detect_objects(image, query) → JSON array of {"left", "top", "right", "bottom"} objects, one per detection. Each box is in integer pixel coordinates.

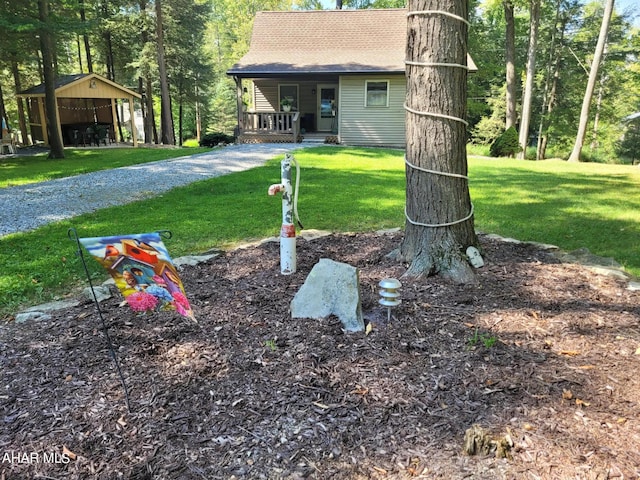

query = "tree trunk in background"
[
  {"left": 79, "top": 0, "right": 93, "bottom": 72},
  {"left": 568, "top": 0, "right": 614, "bottom": 162},
  {"left": 11, "top": 60, "right": 30, "bottom": 145},
  {"left": 590, "top": 69, "right": 606, "bottom": 150},
  {"left": 400, "top": 0, "right": 478, "bottom": 283},
  {"left": 537, "top": 0, "right": 564, "bottom": 160},
  {"left": 38, "top": 0, "right": 65, "bottom": 159},
  {"left": 504, "top": 0, "right": 517, "bottom": 130},
  {"left": 155, "top": 0, "right": 175, "bottom": 145},
  {"left": 517, "top": 0, "right": 540, "bottom": 159},
  {"left": 147, "top": 78, "right": 157, "bottom": 143}
]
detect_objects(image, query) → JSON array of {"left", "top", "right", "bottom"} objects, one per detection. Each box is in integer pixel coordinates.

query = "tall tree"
[
  {"left": 517, "top": 0, "right": 540, "bottom": 158},
  {"left": 38, "top": 0, "right": 65, "bottom": 159},
  {"left": 79, "top": 0, "right": 93, "bottom": 72},
  {"left": 400, "top": 0, "right": 478, "bottom": 282},
  {"left": 504, "top": 0, "right": 517, "bottom": 129},
  {"left": 155, "top": 0, "right": 175, "bottom": 145},
  {"left": 568, "top": 0, "right": 614, "bottom": 162}
]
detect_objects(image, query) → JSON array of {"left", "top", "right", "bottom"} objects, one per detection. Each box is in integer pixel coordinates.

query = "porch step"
[{"left": 301, "top": 136, "right": 326, "bottom": 144}]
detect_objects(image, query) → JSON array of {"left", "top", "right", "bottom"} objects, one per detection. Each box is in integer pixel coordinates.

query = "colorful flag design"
[{"left": 79, "top": 232, "right": 195, "bottom": 320}]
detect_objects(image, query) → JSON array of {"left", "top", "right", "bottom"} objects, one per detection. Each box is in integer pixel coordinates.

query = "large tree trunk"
[
  {"left": 400, "top": 0, "right": 478, "bottom": 283},
  {"left": 504, "top": 0, "right": 517, "bottom": 130},
  {"left": 38, "top": 0, "right": 65, "bottom": 159},
  {"left": 517, "top": 0, "right": 540, "bottom": 159},
  {"left": 568, "top": 0, "right": 614, "bottom": 162},
  {"left": 155, "top": 0, "right": 175, "bottom": 145}
]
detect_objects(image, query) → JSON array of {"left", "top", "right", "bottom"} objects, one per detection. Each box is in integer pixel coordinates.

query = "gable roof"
[
  {"left": 19, "top": 73, "right": 141, "bottom": 98},
  {"left": 228, "top": 9, "right": 408, "bottom": 76}
]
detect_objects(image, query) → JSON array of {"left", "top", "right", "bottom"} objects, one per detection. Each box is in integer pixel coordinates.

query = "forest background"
[{"left": 0, "top": 0, "right": 638, "bottom": 163}]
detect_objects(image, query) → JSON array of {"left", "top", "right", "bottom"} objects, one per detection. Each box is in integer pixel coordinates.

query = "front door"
[{"left": 317, "top": 84, "right": 338, "bottom": 132}]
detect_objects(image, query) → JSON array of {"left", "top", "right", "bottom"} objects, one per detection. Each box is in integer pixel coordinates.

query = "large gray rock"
[{"left": 291, "top": 258, "right": 364, "bottom": 332}]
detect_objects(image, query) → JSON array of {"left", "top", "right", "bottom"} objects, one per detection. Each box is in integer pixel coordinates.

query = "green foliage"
[
  {"left": 618, "top": 122, "right": 640, "bottom": 164},
  {"left": 199, "top": 132, "right": 235, "bottom": 147},
  {"left": 489, "top": 127, "right": 521, "bottom": 157},
  {"left": 209, "top": 77, "right": 239, "bottom": 134},
  {"left": 467, "top": 328, "right": 498, "bottom": 349}
]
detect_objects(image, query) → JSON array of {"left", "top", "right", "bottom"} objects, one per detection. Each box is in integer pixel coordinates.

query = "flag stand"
[{"left": 68, "top": 227, "right": 132, "bottom": 412}]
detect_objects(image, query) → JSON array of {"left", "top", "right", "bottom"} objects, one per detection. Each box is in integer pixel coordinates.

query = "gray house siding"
[{"left": 338, "top": 74, "right": 406, "bottom": 148}]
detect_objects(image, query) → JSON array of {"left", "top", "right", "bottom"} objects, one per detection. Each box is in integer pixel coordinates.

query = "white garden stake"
[{"left": 268, "top": 153, "right": 302, "bottom": 275}]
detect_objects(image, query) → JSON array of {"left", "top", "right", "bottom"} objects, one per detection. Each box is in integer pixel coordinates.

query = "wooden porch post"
[
  {"left": 111, "top": 98, "right": 120, "bottom": 143},
  {"left": 38, "top": 98, "right": 49, "bottom": 146},
  {"left": 54, "top": 95, "right": 63, "bottom": 147},
  {"left": 129, "top": 96, "right": 138, "bottom": 147},
  {"left": 235, "top": 76, "right": 244, "bottom": 134}
]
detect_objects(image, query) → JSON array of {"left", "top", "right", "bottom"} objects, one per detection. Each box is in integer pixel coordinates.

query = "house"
[
  {"left": 18, "top": 73, "right": 141, "bottom": 147},
  {"left": 227, "top": 8, "right": 476, "bottom": 147}
]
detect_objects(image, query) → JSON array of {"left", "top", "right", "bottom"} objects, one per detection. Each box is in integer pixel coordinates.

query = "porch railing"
[{"left": 241, "top": 111, "right": 300, "bottom": 142}]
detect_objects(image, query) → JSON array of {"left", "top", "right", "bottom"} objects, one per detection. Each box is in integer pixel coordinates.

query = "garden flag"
[{"left": 79, "top": 232, "right": 195, "bottom": 320}]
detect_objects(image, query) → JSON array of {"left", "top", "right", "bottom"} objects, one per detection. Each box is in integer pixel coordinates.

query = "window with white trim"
[
  {"left": 365, "top": 80, "right": 389, "bottom": 107},
  {"left": 278, "top": 84, "right": 299, "bottom": 111}
]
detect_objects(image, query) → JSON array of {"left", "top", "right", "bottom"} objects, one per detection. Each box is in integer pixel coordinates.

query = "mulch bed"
[{"left": 1, "top": 231, "right": 639, "bottom": 479}]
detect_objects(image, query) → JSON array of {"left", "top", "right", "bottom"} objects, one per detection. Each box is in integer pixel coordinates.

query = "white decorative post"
[{"left": 268, "top": 153, "right": 298, "bottom": 275}]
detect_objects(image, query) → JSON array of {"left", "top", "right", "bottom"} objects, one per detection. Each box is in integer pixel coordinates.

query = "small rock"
[
  {"left": 627, "top": 281, "right": 640, "bottom": 291},
  {"left": 83, "top": 285, "right": 112, "bottom": 303},
  {"left": 21, "top": 298, "right": 81, "bottom": 314},
  {"left": 15, "top": 311, "right": 52, "bottom": 323},
  {"left": 299, "top": 229, "right": 332, "bottom": 241},
  {"left": 173, "top": 253, "right": 220, "bottom": 267}
]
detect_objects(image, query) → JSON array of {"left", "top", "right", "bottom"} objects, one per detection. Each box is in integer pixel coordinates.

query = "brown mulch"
[{"left": 1, "top": 231, "right": 639, "bottom": 480}]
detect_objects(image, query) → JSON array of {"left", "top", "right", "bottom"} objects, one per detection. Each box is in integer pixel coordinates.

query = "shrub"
[
  {"left": 200, "top": 132, "right": 235, "bottom": 147},
  {"left": 490, "top": 127, "right": 522, "bottom": 158}
]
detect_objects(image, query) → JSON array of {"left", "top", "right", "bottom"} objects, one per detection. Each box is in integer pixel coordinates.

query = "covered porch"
[{"left": 232, "top": 76, "right": 339, "bottom": 144}]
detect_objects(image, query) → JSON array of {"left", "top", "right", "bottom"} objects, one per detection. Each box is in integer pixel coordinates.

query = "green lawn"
[
  {"left": 0, "top": 146, "right": 210, "bottom": 188},
  {"left": 2, "top": 146, "right": 639, "bottom": 317}
]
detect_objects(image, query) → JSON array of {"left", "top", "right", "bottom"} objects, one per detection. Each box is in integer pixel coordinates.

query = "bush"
[
  {"left": 200, "top": 132, "right": 235, "bottom": 147},
  {"left": 490, "top": 127, "right": 522, "bottom": 158}
]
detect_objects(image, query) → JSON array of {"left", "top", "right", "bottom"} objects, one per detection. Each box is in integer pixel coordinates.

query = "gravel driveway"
[{"left": 0, "top": 143, "right": 303, "bottom": 237}]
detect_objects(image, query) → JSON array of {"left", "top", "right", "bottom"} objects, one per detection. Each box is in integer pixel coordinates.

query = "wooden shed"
[{"left": 18, "top": 73, "right": 141, "bottom": 147}]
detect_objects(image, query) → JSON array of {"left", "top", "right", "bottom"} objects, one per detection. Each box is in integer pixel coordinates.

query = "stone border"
[{"left": 12, "top": 229, "right": 638, "bottom": 322}]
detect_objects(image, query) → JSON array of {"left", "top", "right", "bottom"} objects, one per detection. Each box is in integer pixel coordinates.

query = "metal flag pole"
[{"left": 68, "top": 227, "right": 132, "bottom": 412}]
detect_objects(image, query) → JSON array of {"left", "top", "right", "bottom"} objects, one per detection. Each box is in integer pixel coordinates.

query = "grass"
[
  {"left": 0, "top": 146, "right": 210, "bottom": 188},
  {"left": 2, "top": 146, "right": 640, "bottom": 317}
]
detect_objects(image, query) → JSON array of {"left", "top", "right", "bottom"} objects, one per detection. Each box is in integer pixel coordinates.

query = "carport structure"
[{"left": 18, "top": 73, "right": 141, "bottom": 147}]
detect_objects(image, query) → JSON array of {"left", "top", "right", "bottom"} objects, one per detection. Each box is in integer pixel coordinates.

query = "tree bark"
[
  {"left": 568, "top": 0, "right": 614, "bottom": 162},
  {"left": 504, "top": 0, "right": 517, "bottom": 130},
  {"left": 400, "top": 0, "right": 478, "bottom": 283},
  {"left": 79, "top": 0, "right": 93, "bottom": 72},
  {"left": 155, "top": 0, "right": 175, "bottom": 145},
  {"left": 537, "top": 0, "right": 564, "bottom": 160},
  {"left": 517, "top": 0, "right": 540, "bottom": 159},
  {"left": 38, "top": 0, "right": 65, "bottom": 159},
  {"left": 11, "top": 60, "right": 30, "bottom": 146}
]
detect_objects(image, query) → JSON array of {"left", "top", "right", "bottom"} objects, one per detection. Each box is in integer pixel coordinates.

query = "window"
[
  {"left": 278, "top": 84, "right": 299, "bottom": 111},
  {"left": 365, "top": 80, "right": 389, "bottom": 107}
]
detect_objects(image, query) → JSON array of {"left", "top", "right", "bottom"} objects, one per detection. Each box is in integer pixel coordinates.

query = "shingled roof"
[{"left": 228, "top": 9, "right": 408, "bottom": 76}]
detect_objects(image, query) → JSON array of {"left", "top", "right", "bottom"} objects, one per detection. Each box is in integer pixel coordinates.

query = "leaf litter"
[{"left": 1, "top": 231, "right": 639, "bottom": 479}]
